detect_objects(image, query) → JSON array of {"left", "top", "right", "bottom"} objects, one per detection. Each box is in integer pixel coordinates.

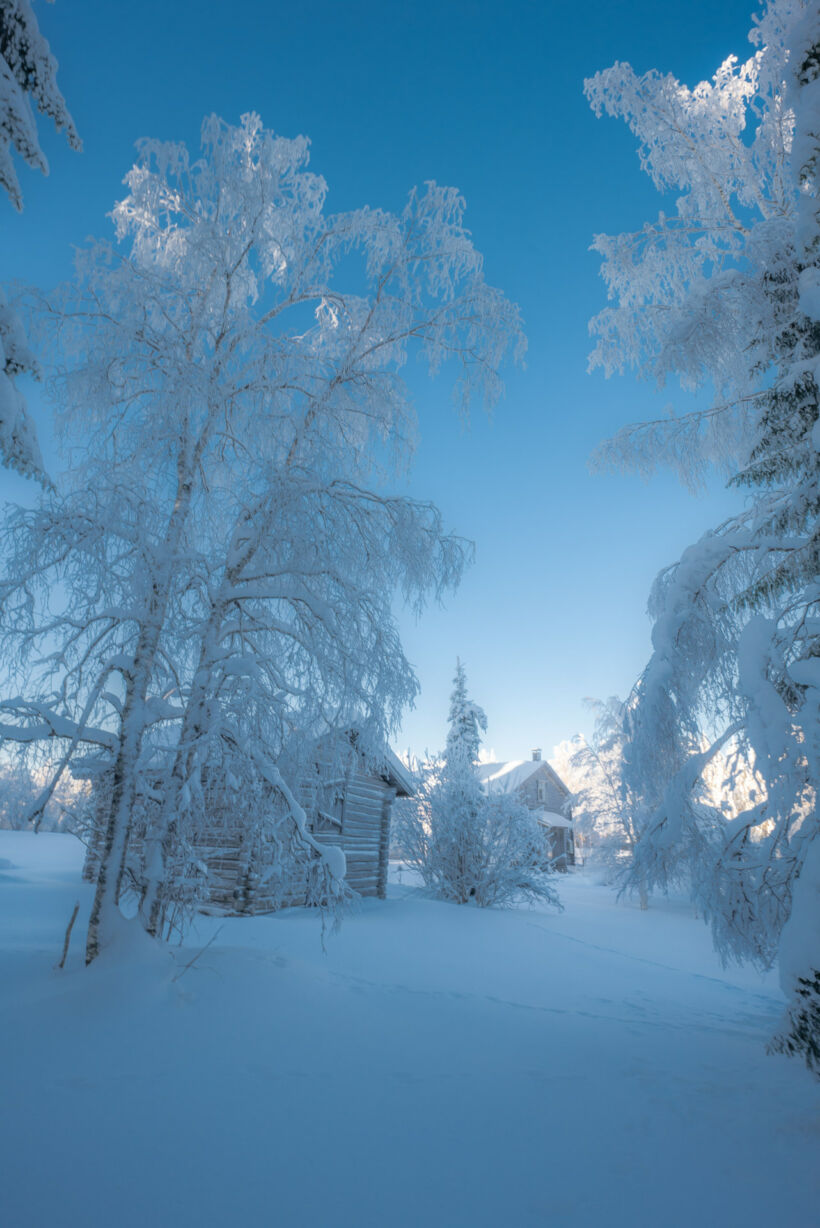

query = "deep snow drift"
[{"left": 1, "top": 831, "right": 817, "bottom": 1228}]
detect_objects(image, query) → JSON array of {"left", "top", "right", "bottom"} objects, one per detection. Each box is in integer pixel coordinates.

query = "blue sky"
[{"left": 1, "top": 0, "right": 759, "bottom": 760}]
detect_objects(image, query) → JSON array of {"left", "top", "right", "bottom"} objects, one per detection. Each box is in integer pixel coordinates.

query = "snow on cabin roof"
[
  {"left": 317, "top": 730, "right": 414, "bottom": 797},
  {"left": 381, "top": 746, "right": 414, "bottom": 797},
  {"left": 70, "top": 737, "right": 415, "bottom": 796}
]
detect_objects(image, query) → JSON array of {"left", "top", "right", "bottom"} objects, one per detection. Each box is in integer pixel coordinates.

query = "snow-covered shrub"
[{"left": 398, "top": 765, "right": 561, "bottom": 909}]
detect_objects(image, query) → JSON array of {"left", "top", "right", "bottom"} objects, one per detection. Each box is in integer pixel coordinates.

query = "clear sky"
[{"left": 1, "top": 0, "right": 759, "bottom": 761}]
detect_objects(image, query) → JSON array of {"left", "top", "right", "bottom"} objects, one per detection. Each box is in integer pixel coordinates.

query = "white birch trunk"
[{"left": 85, "top": 470, "right": 196, "bottom": 963}]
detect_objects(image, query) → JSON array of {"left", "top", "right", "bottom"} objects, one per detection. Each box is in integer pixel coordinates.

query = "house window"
[{"left": 537, "top": 781, "right": 546, "bottom": 803}]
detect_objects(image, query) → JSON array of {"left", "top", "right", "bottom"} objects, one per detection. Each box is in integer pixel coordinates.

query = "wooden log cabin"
[{"left": 78, "top": 738, "right": 414, "bottom": 913}]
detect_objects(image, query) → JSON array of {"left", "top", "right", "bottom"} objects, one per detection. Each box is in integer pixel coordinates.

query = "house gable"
[{"left": 476, "top": 758, "right": 570, "bottom": 813}]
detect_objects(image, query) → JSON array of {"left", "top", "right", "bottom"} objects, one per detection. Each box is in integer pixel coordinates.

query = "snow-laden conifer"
[
  {"left": 0, "top": 0, "right": 79, "bottom": 483},
  {"left": 445, "top": 657, "right": 487, "bottom": 765}
]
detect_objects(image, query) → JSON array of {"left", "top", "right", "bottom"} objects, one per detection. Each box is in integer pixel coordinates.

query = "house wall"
[
  {"left": 517, "top": 764, "right": 575, "bottom": 868},
  {"left": 333, "top": 769, "right": 392, "bottom": 899},
  {"left": 514, "top": 763, "right": 570, "bottom": 813},
  {"left": 543, "top": 823, "right": 574, "bottom": 868}
]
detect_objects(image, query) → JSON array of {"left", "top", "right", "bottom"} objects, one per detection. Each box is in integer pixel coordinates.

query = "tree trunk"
[
  {"left": 85, "top": 468, "right": 196, "bottom": 963},
  {"left": 84, "top": 625, "right": 162, "bottom": 963},
  {"left": 140, "top": 601, "right": 223, "bottom": 938},
  {"left": 140, "top": 518, "right": 258, "bottom": 937}
]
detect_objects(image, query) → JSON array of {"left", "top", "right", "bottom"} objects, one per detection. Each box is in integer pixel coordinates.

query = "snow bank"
[{"left": 1, "top": 832, "right": 818, "bottom": 1228}]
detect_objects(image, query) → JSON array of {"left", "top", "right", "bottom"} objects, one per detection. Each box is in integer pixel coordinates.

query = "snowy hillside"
[{"left": 1, "top": 831, "right": 818, "bottom": 1227}]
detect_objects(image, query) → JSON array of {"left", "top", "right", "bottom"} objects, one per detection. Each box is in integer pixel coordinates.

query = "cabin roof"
[
  {"left": 379, "top": 747, "right": 414, "bottom": 797},
  {"left": 72, "top": 735, "right": 414, "bottom": 796}
]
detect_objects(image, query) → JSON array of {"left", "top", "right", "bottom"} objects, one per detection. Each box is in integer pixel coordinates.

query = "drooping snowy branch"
[{"left": 0, "top": 0, "right": 80, "bottom": 209}]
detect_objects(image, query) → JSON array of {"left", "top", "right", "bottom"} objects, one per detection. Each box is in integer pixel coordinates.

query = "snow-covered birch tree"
[
  {"left": 586, "top": 0, "right": 820, "bottom": 1072},
  {"left": 1, "top": 0, "right": 80, "bottom": 482},
  {"left": 0, "top": 114, "right": 523, "bottom": 962},
  {"left": 554, "top": 698, "right": 646, "bottom": 886}
]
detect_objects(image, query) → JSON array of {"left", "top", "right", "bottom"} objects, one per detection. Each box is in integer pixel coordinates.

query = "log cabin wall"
[
  {"left": 377, "top": 787, "right": 395, "bottom": 900},
  {"left": 193, "top": 762, "right": 396, "bottom": 909},
  {"left": 337, "top": 769, "right": 392, "bottom": 899}
]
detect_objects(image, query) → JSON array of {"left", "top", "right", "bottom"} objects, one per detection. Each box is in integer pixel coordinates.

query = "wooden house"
[{"left": 475, "top": 749, "right": 575, "bottom": 868}]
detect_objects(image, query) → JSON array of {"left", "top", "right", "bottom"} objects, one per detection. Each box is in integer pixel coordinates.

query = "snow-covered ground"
[{"left": 1, "top": 832, "right": 817, "bottom": 1228}]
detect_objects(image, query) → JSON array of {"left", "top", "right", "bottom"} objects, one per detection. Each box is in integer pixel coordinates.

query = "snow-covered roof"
[
  {"left": 381, "top": 746, "right": 414, "bottom": 797},
  {"left": 71, "top": 735, "right": 415, "bottom": 796},
  {"left": 476, "top": 759, "right": 542, "bottom": 791},
  {"left": 476, "top": 759, "right": 569, "bottom": 796},
  {"left": 537, "top": 810, "right": 573, "bottom": 829}
]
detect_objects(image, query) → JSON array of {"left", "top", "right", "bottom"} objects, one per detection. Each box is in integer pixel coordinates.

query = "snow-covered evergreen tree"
[
  {"left": 0, "top": 115, "right": 523, "bottom": 961},
  {"left": 397, "top": 662, "right": 560, "bottom": 909},
  {"left": 0, "top": 0, "right": 79, "bottom": 209},
  {"left": 586, "top": 0, "right": 820, "bottom": 1073},
  {"left": 445, "top": 657, "right": 487, "bottom": 766},
  {"left": 0, "top": 0, "right": 79, "bottom": 483}
]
